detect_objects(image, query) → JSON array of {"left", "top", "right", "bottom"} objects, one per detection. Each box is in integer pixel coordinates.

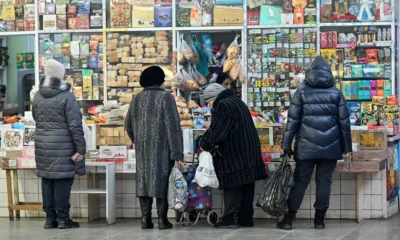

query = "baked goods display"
[{"left": 106, "top": 31, "right": 172, "bottom": 104}]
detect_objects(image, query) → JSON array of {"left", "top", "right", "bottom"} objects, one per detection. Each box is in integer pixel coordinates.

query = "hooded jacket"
[
  {"left": 33, "top": 77, "right": 86, "bottom": 179},
  {"left": 201, "top": 89, "right": 267, "bottom": 188},
  {"left": 282, "top": 56, "right": 352, "bottom": 161}
]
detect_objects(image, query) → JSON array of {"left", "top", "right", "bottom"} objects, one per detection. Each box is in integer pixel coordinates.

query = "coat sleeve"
[
  {"left": 65, "top": 93, "right": 86, "bottom": 155},
  {"left": 125, "top": 97, "right": 135, "bottom": 143},
  {"left": 338, "top": 92, "right": 352, "bottom": 153},
  {"left": 163, "top": 94, "right": 184, "bottom": 161},
  {"left": 202, "top": 102, "right": 232, "bottom": 150},
  {"left": 282, "top": 89, "right": 302, "bottom": 151}
]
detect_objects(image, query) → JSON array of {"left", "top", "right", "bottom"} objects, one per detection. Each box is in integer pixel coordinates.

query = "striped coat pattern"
[
  {"left": 125, "top": 87, "right": 183, "bottom": 199},
  {"left": 202, "top": 89, "right": 267, "bottom": 188}
]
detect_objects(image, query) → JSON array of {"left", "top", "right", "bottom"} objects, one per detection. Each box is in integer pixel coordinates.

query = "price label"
[
  {"left": 256, "top": 102, "right": 262, "bottom": 107},
  {"left": 0, "top": 151, "right": 6, "bottom": 157},
  {"left": 269, "top": 102, "right": 275, "bottom": 106},
  {"left": 263, "top": 102, "right": 269, "bottom": 107},
  {"left": 285, "top": 101, "right": 290, "bottom": 106},
  {"left": 254, "top": 88, "right": 260, "bottom": 93},
  {"left": 261, "top": 87, "right": 267, "bottom": 92},
  {"left": 248, "top": 102, "right": 254, "bottom": 107},
  {"left": 276, "top": 102, "right": 282, "bottom": 107}
]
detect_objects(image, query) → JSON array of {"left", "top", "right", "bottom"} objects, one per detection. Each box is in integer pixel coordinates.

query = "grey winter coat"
[
  {"left": 33, "top": 77, "right": 86, "bottom": 179},
  {"left": 125, "top": 86, "right": 183, "bottom": 199}
]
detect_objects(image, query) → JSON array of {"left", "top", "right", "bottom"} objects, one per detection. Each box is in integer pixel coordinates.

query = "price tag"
[
  {"left": 254, "top": 88, "right": 260, "bottom": 93},
  {"left": 285, "top": 101, "right": 290, "bottom": 106},
  {"left": 256, "top": 102, "right": 262, "bottom": 107},
  {"left": 248, "top": 102, "right": 254, "bottom": 107},
  {"left": 261, "top": 87, "right": 267, "bottom": 92},
  {"left": 263, "top": 102, "right": 269, "bottom": 107},
  {"left": 276, "top": 102, "right": 282, "bottom": 107},
  {"left": 0, "top": 151, "right": 6, "bottom": 157},
  {"left": 269, "top": 102, "right": 275, "bottom": 106},
  {"left": 289, "top": 72, "right": 295, "bottom": 78},
  {"left": 9, "top": 160, "right": 17, "bottom": 167},
  {"left": 248, "top": 88, "right": 254, "bottom": 93}
]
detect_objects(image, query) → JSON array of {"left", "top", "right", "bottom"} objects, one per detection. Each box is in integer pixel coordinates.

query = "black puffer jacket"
[
  {"left": 33, "top": 77, "right": 86, "bottom": 179},
  {"left": 282, "top": 56, "right": 352, "bottom": 161},
  {"left": 202, "top": 89, "right": 267, "bottom": 188}
]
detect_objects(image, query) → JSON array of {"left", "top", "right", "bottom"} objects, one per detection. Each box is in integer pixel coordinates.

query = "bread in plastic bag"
[
  {"left": 173, "top": 69, "right": 186, "bottom": 90},
  {"left": 223, "top": 58, "right": 236, "bottom": 72},
  {"left": 181, "top": 38, "right": 194, "bottom": 62},
  {"left": 227, "top": 35, "right": 240, "bottom": 60},
  {"left": 182, "top": 68, "right": 200, "bottom": 91}
]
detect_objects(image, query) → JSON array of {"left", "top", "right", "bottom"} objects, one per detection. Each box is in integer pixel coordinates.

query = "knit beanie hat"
[
  {"left": 140, "top": 66, "right": 165, "bottom": 87},
  {"left": 203, "top": 83, "right": 225, "bottom": 103},
  {"left": 44, "top": 59, "right": 65, "bottom": 80}
]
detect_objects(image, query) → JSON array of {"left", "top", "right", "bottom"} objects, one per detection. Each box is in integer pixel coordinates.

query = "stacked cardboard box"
[{"left": 96, "top": 125, "right": 131, "bottom": 146}]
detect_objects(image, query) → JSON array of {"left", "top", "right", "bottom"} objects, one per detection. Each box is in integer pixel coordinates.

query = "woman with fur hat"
[
  {"left": 32, "top": 59, "right": 86, "bottom": 229},
  {"left": 200, "top": 83, "right": 266, "bottom": 229},
  {"left": 125, "top": 66, "right": 183, "bottom": 230}
]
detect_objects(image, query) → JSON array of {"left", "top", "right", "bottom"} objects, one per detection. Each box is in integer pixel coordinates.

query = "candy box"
[
  {"left": 342, "top": 81, "right": 351, "bottom": 100},
  {"left": 364, "top": 80, "right": 371, "bottom": 100},
  {"left": 154, "top": 6, "right": 172, "bottom": 27},
  {"left": 351, "top": 65, "right": 363, "bottom": 78},
  {"left": 76, "top": 14, "right": 89, "bottom": 29},
  {"left": 366, "top": 49, "right": 378, "bottom": 63},
  {"left": 320, "top": 5, "right": 332, "bottom": 23},
  {"left": 386, "top": 96, "right": 398, "bottom": 105},
  {"left": 343, "top": 60, "right": 353, "bottom": 78},
  {"left": 358, "top": 130, "right": 387, "bottom": 150},
  {"left": 320, "top": 32, "right": 328, "bottom": 48},
  {"left": 372, "top": 96, "right": 385, "bottom": 106},
  {"left": 110, "top": 0, "right": 131, "bottom": 28},
  {"left": 348, "top": 102, "right": 361, "bottom": 126},
  {"left": 373, "top": 64, "right": 385, "bottom": 78},
  {"left": 351, "top": 81, "right": 358, "bottom": 100},
  {"left": 384, "top": 63, "right": 391, "bottom": 78},
  {"left": 99, "top": 146, "right": 128, "bottom": 159},
  {"left": 132, "top": 6, "right": 154, "bottom": 28},
  {"left": 377, "top": 80, "right": 384, "bottom": 96},
  {"left": 247, "top": 8, "right": 260, "bottom": 25}
]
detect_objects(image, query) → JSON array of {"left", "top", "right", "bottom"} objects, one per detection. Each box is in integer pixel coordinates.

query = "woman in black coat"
[
  {"left": 278, "top": 56, "right": 352, "bottom": 230},
  {"left": 201, "top": 83, "right": 267, "bottom": 229}
]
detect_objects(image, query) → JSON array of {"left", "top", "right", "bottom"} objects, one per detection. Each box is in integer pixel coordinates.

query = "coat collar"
[
  {"left": 214, "top": 89, "right": 235, "bottom": 107},
  {"left": 142, "top": 86, "right": 165, "bottom": 92}
]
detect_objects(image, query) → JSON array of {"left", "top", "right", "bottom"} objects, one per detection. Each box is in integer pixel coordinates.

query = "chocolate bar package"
[
  {"left": 90, "top": 15, "right": 102, "bottom": 28},
  {"left": 154, "top": 6, "right": 172, "bottom": 27},
  {"left": 56, "top": 4, "right": 66, "bottom": 15},
  {"left": 76, "top": 14, "right": 89, "bottom": 29},
  {"left": 6, "top": 21, "right": 15, "bottom": 31},
  {"left": 16, "top": 19, "right": 24, "bottom": 31},
  {"left": 78, "top": 2, "right": 90, "bottom": 14},
  {"left": 80, "top": 43, "right": 89, "bottom": 55},
  {"left": 70, "top": 41, "right": 80, "bottom": 55},
  {"left": 351, "top": 81, "right": 358, "bottom": 100},
  {"left": 68, "top": 18, "right": 77, "bottom": 29},
  {"left": 88, "top": 55, "right": 99, "bottom": 69},
  {"left": 15, "top": 5, "right": 24, "bottom": 19},
  {"left": 71, "top": 55, "right": 80, "bottom": 69},
  {"left": 24, "top": 17, "right": 35, "bottom": 31},
  {"left": 90, "top": 3, "right": 102, "bottom": 15},
  {"left": 43, "top": 15, "right": 57, "bottom": 31},
  {"left": 3, "top": 4, "right": 16, "bottom": 21},
  {"left": 364, "top": 80, "right": 371, "bottom": 99},
  {"left": 67, "top": 4, "right": 78, "bottom": 18},
  {"left": 110, "top": 0, "right": 131, "bottom": 28},
  {"left": 46, "top": 3, "right": 56, "bottom": 14},
  {"left": 56, "top": 15, "right": 67, "bottom": 30},
  {"left": 80, "top": 55, "right": 89, "bottom": 68}
]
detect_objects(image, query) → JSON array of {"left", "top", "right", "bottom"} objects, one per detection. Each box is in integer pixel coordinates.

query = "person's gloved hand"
[{"left": 283, "top": 149, "right": 294, "bottom": 157}]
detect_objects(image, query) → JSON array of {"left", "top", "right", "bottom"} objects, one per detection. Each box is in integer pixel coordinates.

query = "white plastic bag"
[
  {"left": 193, "top": 151, "right": 219, "bottom": 188},
  {"left": 82, "top": 121, "right": 92, "bottom": 150}
]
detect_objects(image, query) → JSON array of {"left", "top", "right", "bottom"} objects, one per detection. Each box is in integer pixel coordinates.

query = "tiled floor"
[{"left": 2, "top": 215, "right": 400, "bottom": 240}]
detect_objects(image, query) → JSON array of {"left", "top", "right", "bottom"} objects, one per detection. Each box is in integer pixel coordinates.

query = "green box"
[
  {"left": 16, "top": 53, "right": 26, "bottom": 69},
  {"left": 25, "top": 53, "right": 34, "bottom": 69}
]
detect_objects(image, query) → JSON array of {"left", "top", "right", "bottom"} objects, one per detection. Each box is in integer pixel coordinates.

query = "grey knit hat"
[
  {"left": 45, "top": 59, "right": 66, "bottom": 80},
  {"left": 203, "top": 83, "right": 225, "bottom": 103}
]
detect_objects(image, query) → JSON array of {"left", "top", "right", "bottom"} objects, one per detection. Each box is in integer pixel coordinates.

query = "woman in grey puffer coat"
[
  {"left": 33, "top": 59, "right": 86, "bottom": 230},
  {"left": 125, "top": 66, "right": 183, "bottom": 230}
]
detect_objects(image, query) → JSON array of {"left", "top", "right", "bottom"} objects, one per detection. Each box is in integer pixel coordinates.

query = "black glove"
[{"left": 283, "top": 149, "right": 294, "bottom": 157}]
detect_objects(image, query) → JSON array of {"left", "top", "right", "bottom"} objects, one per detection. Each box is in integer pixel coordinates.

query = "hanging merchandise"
[
  {"left": 202, "top": 35, "right": 213, "bottom": 65},
  {"left": 182, "top": 68, "right": 201, "bottom": 91},
  {"left": 229, "top": 55, "right": 245, "bottom": 83},
  {"left": 192, "top": 35, "right": 209, "bottom": 76},
  {"left": 190, "top": 0, "right": 203, "bottom": 27},
  {"left": 223, "top": 35, "right": 241, "bottom": 72},
  {"left": 188, "top": 36, "right": 200, "bottom": 63},
  {"left": 201, "top": 0, "right": 213, "bottom": 26}
]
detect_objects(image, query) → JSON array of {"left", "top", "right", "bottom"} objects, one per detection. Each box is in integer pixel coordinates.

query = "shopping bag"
[
  {"left": 183, "top": 164, "right": 212, "bottom": 209},
  {"left": 167, "top": 166, "right": 188, "bottom": 212},
  {"left": 257, "top": 154, "right": 294, "bottom": 217},
  {"left": 192, "top": 151, "right": 219, "bottom": 188}
]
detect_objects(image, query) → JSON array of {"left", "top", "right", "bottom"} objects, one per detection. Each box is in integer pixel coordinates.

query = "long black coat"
[
  {"left": 282, "top": 56, "right": 352, "bottom": 161},
  {"left": 33, "top": 77, "right": 86, "bottom": 179},
  {"left": 202, "top": 89, "right": 267, "bottom": 188},
  {"left": 125, "top": 87, "right": 183, "bottom": 199}
]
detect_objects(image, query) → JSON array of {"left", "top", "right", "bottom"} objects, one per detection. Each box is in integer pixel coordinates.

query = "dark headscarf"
[
  {"left": 216, "top": 72, "right": 231, "bottom": 85},
  {"left": 140, "top": 66, "right": 165, "bottom": 87}
]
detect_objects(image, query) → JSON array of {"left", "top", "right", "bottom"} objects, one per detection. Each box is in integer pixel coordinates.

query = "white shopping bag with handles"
[{"left": 193, "top": 151, "right": 219, "bottom": 188}]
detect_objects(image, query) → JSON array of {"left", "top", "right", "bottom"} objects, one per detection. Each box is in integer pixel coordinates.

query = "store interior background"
[{"left": 0, "top": 0, "right": 397, "bottom": 222}]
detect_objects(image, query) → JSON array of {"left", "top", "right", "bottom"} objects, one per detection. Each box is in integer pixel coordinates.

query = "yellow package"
[{"left": 132, "top": 6, "right": 154, "bottom": 28}]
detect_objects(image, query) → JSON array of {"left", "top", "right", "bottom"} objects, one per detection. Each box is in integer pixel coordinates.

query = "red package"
[
  {"left": 320, "top": 32, "right": 328, "bottom": 48},
  {"left": 366, "top": 49, "right": 378, "bottom": 63},
  {"left": 76, "top": 14, "right": 89, "bottom": 29}
]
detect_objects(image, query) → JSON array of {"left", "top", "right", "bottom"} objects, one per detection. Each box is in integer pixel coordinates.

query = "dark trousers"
[
  {"left": 41, "top": 177, "right": 74, "bottom": 221},
  {"left": 223, "top": 182, "right": 255, "bottom": 224},
  {"left": 288, "top": 160, "right": 337, "bottom": 212}
]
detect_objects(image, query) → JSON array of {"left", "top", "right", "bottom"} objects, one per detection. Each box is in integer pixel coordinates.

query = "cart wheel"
[
  {"left": 207, "top": 211, "right": 219, "bottom": 225},
  {"left": 188, "top": 210, "right": 198, "bottom": 223}
]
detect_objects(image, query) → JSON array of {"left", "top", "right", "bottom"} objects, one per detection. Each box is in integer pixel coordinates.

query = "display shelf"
[
  {"left": 320, "top": 22, "right": 393, "bottom": 27},
  {"left": 106, "top": 27, "right": 173, "bottom": 32},
  {"left": 247, "top": 24, "right": 317, "bottom": 29},
  {"left": 38, "top": 29, "right": 104, "bottom": 34},
  {"left": 0, "top": 31, "right": 36, "bottom": 36},
  {"left": 71, "top": 189, "right": 107, "bottom": 194},
  {"left": 176, "top": 26, "right": 244, "bottom": 32}
]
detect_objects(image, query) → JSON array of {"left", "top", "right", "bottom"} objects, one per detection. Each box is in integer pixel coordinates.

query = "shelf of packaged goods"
[
  {"left": 247, "top": 24, "right": 317, "bottom": 29},
  {"left": 320, "top": 22, "right": 392, "bottom": 27},
  {"left": 176, "top": 26, "right": 244, "bottom": 32},
  {"left": 38, "top": 29, "right": 103, "bottom": 34},
  {"left": 106, "top": 27, "right": 173, "bottom": 32},
  {"left": 0, "top": 31, "right": 35, "bottom": 36}
]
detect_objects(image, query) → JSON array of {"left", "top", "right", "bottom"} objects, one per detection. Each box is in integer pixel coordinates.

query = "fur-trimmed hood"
[{"left": 39, "top": 76, "right": 71, "bottom": 98}]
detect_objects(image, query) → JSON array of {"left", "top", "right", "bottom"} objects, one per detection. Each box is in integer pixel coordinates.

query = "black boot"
[
  {"left": 214, "top": 214, "right": 240, "bottom": 229},
  {"left": 277, "top": 211, "right": 296, "bottom": 230},
  {"left": 139, "top": 197, "right": 154, "bottom": 229},
  {"left": 58, "top": 219, "right": 80, "bottom": 229},
  {"left": 44, "top": 220, "right": 58, "bottom": 229},
  {"left": 156, "top": 198, "right": 173, "bottom": 230},
  {"left": 314, "top": 210, "right": 326, "bottom": 229}
]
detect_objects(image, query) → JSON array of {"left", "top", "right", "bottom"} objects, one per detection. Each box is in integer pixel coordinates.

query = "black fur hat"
[{"left": 140, "top": 66, "right": 165, "bottom": 87}]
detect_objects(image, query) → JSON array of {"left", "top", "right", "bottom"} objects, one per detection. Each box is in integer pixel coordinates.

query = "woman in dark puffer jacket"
[{"left": 278, "top": 56, "right": 352, "bottom": 230}]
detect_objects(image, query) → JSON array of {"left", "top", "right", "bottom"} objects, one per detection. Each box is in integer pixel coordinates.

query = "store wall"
[{"left": 0, "top": 170, "right": 386, "bottom": 219}]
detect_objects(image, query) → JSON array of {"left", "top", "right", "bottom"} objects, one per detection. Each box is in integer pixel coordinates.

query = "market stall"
[{"left": 0, "top": 0, "right": 398, "bottom": 222}]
